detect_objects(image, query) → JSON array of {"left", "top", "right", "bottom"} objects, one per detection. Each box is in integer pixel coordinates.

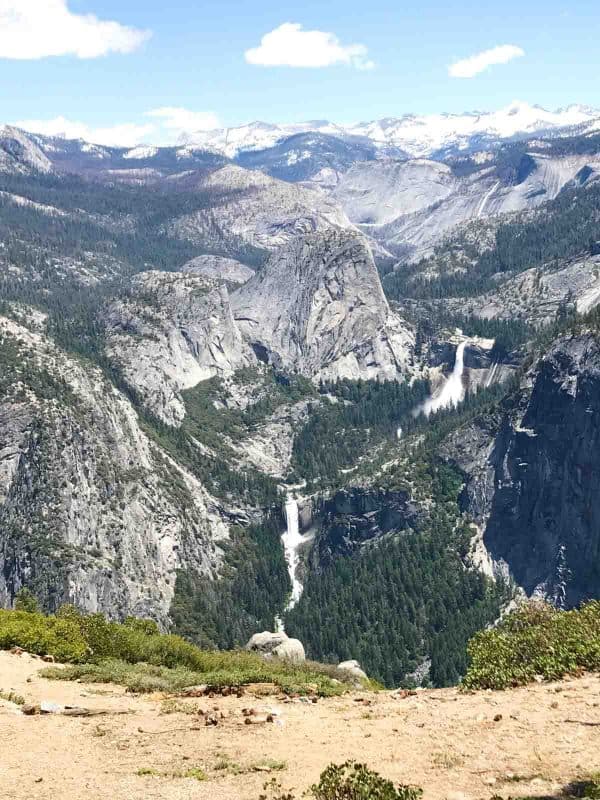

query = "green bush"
[
  {"left": 14, "top": 588, "right": 40, "bottom": 614},
  {"left": 462, "top": 600, "right": 600, "bottom": 690},
  {"left": 0, "top": 607, "right": 352, "bottom": 695},
  {"left": 260, "top": 762, "right": 422, "bottom": 800},
  {"left": 311, "top": 762, "right": 422, "bottom": 800}
]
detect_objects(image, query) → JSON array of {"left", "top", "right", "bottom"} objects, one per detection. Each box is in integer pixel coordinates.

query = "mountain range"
[{"left": 181, "top": 102, "right": 600, "bottom": 158}]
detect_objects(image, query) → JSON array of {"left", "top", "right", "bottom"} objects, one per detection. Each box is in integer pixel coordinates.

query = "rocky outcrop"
[
  {"left": 180, "top": 254, "right": 255, "bottom": 286},
  {"left": 231, "top": 230, "right": 414, "bottom": 382},
  {"left": 105, "top": 271, "right": 254, "bottom": 425},
  {"left": 0, "top": 316, "right": 228, "bottom": 624},
  {"left": 443, "top": 333, "right": 600, "bottom": 606}
]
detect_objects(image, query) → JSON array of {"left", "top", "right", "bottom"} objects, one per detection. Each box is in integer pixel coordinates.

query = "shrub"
[
  {"left": 311, "top": 762, "right": 423, "bottom": 800},
  {"left": 0, "top": 609, "right": 88, "bottom": 662},
  {"left": 14, "top": 588, "right": 40, "bottom": 614},
  {"left": 462, "top": 600, "right": 600, "bottom": 690},
  {"left": 259, "top": 762, "right": 422, "bottom": 800}
]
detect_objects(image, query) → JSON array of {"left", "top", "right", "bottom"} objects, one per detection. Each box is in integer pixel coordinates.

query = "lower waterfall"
[
  {"left": 418, "top": 340, "right": 467, "bottom": 417},
  {"left": 282, "top": 495, "right": 304, "bottom": 611}
]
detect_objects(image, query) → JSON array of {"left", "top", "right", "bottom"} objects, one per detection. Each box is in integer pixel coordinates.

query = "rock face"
[
  {"left": 105, "top": 271, "right": 253, "bottom": 425},
  {"left": 443, "top": 333, "right": 600, "bottom": 606},
  {"left": 313, "top": 488, "right": 423, "bottom": 567},
  {"left": 0, "top": 316, "right": 228, "bottom": 624},
  {"left": 231, "top": 230, "right": 414, "bottom": 382},
  {"left": 334, "top": 152, "right": 600, "bottom": 260},
  {"left": 245, "top": 631, "right": 306, "bottom": 662}
]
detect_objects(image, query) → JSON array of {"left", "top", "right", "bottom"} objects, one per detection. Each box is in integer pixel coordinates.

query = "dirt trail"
[{"left": 0, "top": 651, "right": 599, "bottom": 800}]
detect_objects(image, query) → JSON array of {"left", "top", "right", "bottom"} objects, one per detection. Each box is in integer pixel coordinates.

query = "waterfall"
[
  {"left": 485, "top": 361, "right": 499, "bottom": 388},
  {"left": 418, "top": 341, "right": 467, "bottom": 417},
  {"left": 281, "top": 495, "right": 304, "bottom": 611}
]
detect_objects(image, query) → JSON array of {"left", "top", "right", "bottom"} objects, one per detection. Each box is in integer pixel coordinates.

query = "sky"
[{"left": 1, "top": 0, "right": 600, "bottom": 147}]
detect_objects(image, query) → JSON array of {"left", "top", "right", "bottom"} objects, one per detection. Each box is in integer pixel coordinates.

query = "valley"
[{"left": 2, "top": 104, "right": 600, "bottom": 690}]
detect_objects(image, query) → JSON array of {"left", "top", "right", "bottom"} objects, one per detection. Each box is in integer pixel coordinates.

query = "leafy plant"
[
  {"left": 311, "top": 761, "right": 423, "bottom": 800},
  {"left": 462, "top": 600, "right": 600, "bottom": 690},
  {"left": 259, "top": 762, "right": 422, "bottom": 800}
]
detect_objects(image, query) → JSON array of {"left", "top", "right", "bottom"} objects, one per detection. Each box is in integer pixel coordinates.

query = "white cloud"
[
  {"left": 146, "top": 107, "right": 221, "bottom": 136},
  {"left": 245, "top": 22, "right": 374, "bottom": 70},
  {"left": 14, "top": 116, "right": 156, "bottom": 147},
  {"left": 448, "top": 45, "right": 525, "bottom": 78},
  {"left": 0, "top": 0, "right": 151, "bottom": 60},
  {"left": 14, "top": 108, "right": 222, "bottom": 148}
]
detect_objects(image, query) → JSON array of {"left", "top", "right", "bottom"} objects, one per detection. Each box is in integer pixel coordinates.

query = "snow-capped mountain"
[{"left": 187, "top": 102, "right": 600, "bottom": 159}]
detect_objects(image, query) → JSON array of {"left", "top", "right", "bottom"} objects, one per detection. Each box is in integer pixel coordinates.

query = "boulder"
[
  {"left": 246, "top": 631, "right": 305, "bottom": 662},
  {"left": 273, "top": 638, "right": 305, "bottom": 663},
  {"left": 337, "top": 660, "right": 368, "bottom": 682},
  {"left": 246, "top": 631, "right": 288, "bottom": 654}
]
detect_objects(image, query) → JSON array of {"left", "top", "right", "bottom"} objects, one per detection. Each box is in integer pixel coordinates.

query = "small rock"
[
  {"left": 180, "top": 684, "right": 208, "bottom": 698},
  {"left": 21, "top": 704, "right": 40, "bottom": 716},
  {"left": 493, "top": 714, "right": 503, "bottom": 722},
  {"left": 42, "top": 655, "right": 55, "bottom": 663},
  {"left": 483, "top": 777, "right": 497, "bottom": 787}
]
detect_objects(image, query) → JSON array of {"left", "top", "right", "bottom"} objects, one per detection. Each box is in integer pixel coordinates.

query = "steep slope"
[
  {"left": 0, "top": 315, "right": 228, "bottom": 623},
  {"left": 105, "top": 271, "right": 254, "bottom": 425},
  {"left": 231, "top": 230, "right": 414, "bottom": 381},
  {"left": 443, "top": 331, "right": 600, "bottom": 606}
]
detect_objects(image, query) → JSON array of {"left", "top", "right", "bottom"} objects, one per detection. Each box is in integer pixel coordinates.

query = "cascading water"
[
  {"left": 281, "top": 495, "right": 304, "bottom": 611},
  {"left": 418, "top": 341, "right": 467, "bottom": 417}
]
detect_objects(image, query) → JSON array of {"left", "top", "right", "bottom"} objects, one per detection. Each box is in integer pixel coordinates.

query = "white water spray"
[
  {"left": 419, "top": 341, "right": 467, "bottom": 417},
  {"left": 282, "top": 495, "right": 304, "bottom": 611}
]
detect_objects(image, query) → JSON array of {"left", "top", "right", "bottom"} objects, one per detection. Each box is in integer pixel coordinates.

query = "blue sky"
[{"left": 2, "top": 0, "right": 600, "bottom": 145}]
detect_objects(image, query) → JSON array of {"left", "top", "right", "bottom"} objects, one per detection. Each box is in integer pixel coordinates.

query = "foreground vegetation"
[
  {"left": 259, "top": 762, "right": 600, "bottom": 800},
  {"left": 0, "top": 601, "right": 352, "bottom": 696},
  {"left": 463, "top": 600, "right": 600, "bottom": 690},
  {"left": 260, "top": 761, "right": 423, "bottom": 800}
]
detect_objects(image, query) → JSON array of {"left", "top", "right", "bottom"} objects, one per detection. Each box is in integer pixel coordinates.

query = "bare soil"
[{"left": 0, "top": 651, "right": 599, "bottom": 800}]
